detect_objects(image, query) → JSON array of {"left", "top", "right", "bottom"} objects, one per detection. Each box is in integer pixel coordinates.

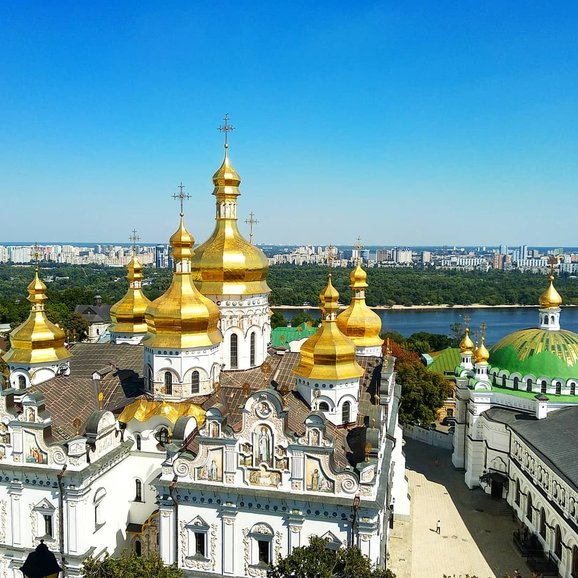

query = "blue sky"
[{"left": 1, "top": 1, "right": 577, "bottom": 246}]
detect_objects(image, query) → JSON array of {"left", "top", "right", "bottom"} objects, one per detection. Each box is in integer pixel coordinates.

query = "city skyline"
[{"left": 1, "top": 2, "right": 578, "bottom": 245}]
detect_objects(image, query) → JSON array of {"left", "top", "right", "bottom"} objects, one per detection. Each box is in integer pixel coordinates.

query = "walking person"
[{"left": 436, "top": 519, "right": 441, "bottom": 534}]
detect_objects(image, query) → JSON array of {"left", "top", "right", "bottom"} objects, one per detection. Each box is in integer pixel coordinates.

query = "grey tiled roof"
[{"left": 484, "top": 405, "right": 578, "bottom": 489}]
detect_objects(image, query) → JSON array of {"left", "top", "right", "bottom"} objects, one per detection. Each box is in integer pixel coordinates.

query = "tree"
[
  {"left": 82, "top": 552, "right": 183, "bottom": 578},
  {"left": 271, "top": 310, "right": 288, "bottom": 329},
  {"left": 268, "top": 536, "right": 395, "bottom": 578}
]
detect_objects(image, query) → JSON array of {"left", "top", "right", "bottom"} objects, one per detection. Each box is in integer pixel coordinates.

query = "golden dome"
[
  {"left": 459, "top": 327, "right": 474, "bottom": 354},
  {"left": 2, "top": 270, "right": 70, "bottom": 365},
  {"left": 336, "top": 263, "right": 383, "bottom": 348},
  {"left": 539, "top": 274, "right": 562, "bottom": 309},
  {"left": 118, "top": 398, "right": 206, "bottom": 427},
  {"left": 191, "top": 147, "right": 270, "bottom": 296},
  {"left": 109, "top": 255, "right": 152, "bottom": 335},
  {"left": 294, "top": 275, "right": 364, "bottom": 381},
  {"left": 474, "top": 337, "right": 490, "bottom": 364},
  {"left": 145, "top": 216, "right": 222, "bottom": 349}
]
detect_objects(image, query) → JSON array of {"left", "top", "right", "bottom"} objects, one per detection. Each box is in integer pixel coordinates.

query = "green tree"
[
  {"left": 396, "top": 359, "right": 451, "bottom": 426},
  {"left": 271, "top": 310, "right": 288, "bottom": 329},
  {"left": 82, "top": 552, "right": 183, "bottom": 578},
  {"left": 269, "top": 536, "right": 395, "bottom": 578}
]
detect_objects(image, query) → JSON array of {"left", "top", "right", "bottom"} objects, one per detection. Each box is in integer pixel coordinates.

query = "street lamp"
[
  {"left": 350, "top": 494, "right": 361, "bottom": 548},
  {"left": 20, "top": 540, "right": 63, "bottom": 578}
]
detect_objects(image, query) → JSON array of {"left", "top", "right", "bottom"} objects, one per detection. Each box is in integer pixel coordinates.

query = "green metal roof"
[
  {"left": 489, "top": 328, "right": 578, "bottom": 380},
  {"left": 428, "top": 347, "right": 461, "bottom": 375},
  {"left": 271, "top": 322, "right": 316, "bottom": 348}
]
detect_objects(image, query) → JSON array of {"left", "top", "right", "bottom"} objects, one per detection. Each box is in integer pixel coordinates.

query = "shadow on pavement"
[{"left": 403, "top": 438, "right": 528, "bottom": 578}]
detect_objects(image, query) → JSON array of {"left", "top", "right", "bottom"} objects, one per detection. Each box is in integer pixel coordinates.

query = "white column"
[
  {"left": 8, "top": 484, "right": 22, "bottom": 547},
  {"left": 159, "top": 501, "right": 175, "bottom": 565},
  {"left": 221, "top": 512, "right": 236, "bottom": 575}
]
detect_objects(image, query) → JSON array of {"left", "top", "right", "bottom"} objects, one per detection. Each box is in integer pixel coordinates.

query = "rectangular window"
[
  {"left": 258, "top": 539, "right": 270, "bottom": 564},
  {"left": 43, "top": 514, "right": 53, "bottom": 538},
  {"left": 195, "top": 532, "right": 206, "bottom": 557}
]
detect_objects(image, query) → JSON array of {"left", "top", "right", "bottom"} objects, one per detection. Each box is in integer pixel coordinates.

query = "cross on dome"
[
  {"left": 172, "top": 182, "right": 191, "bottom": 216},
  {"left": 129, "top": 229, "right": 140, "bottom": 254},
  {"left": 218, "top": 113, "right": 235, "bottom": 148},
  {"left": 245, "top": 212, "right": 258, "bottom": 245}
]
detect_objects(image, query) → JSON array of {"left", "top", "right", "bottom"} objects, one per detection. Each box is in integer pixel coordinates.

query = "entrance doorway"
[{"left": 491, "top": 480, "right": 503, "bottom": 499}]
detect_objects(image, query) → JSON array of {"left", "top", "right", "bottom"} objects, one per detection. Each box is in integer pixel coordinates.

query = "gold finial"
[
  {"left": 129, "top": 229, "right": 140, "bottom": 255},
  {"left": 172, "top": 182, "right": 191, "bottom": 217},
  {"left": 72, "top": 417, "right": 81, "bottom": 435},
  {"left": 480, "top": 322, "right": 486, "bottom": 339},
  {"left": 354, "top": 237, "right": 363, "bottom": 264},
  {"left": 463, "top": 314, "right": 471, "bottom": 329},
  {"left": 218, "top": 113, "right": 235, "bottom": 149},
  {"left": 385, "top": 337, "right": 392, "bottom": 356},
  {"left": 245, "top": 212, "right": 258, "bottom": 245},
  {"left": 548, "top": 254, "right": 560, "bottom": 277},
  {"left": 98, "top": 391, "right": 104, "bottom": 410},
  {"left": 32, "top": 243, "right": 41, "bottom": 270},
  {"left": 327, "top": 245, "right": 337, "bottom": 266},
  {"left": 242, "top": 382, "right": 251, "bottom": 397}
]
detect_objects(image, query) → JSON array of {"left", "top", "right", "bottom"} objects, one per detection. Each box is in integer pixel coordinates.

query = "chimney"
[{"left": 535, "top": 393, "right": 549, "bottom": 420}]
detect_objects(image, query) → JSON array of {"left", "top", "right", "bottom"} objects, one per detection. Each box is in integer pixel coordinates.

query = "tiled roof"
[
  {"left": 75, "top": 304, "right": 111, "bottom": 324},
  {"left": 429, "top": 347, "right": 461, "bottom": 375}
]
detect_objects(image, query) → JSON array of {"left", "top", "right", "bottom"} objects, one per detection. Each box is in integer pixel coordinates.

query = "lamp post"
[
  {"left": 350, "top": 494, "right": 361, "bottom": 548},
  {"left": 20, "top": 540, "right": 63, "bottom": 578}
]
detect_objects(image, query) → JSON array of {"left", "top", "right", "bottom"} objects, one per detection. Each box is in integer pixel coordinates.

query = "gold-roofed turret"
[
  {"left": 294, "top": 274, "right": 364, "bottom": 381},
  {"left": 459, "top": 327, "right": 474, "bottom": 354},
  {"left": 118, "top": 398, "right": 206, "bottom": 427},
  {"left": 109, "top": 233, "right": 152, "bottom": 336},
  {"left": 3, "top": 269, "right": 70, "bottom": 365},
  {"left": 474, "top": 323, "right": 490, "bottom": 364},
  {"left": 190, "top": 116, "right": 270, "bottom": 296},
  {"left": 144, "top": 189, "right": 222, "bottom": 349},
  {"left": 539, "top": 259, "right": 563, "bottom": 309},
  {"left": 336, "top": 261, "right": 383, "bottom": 349}
]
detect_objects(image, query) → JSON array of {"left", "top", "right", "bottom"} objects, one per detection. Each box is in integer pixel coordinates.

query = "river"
[{"left": 273, "top": 306, "right": 578, "bottom": 346}]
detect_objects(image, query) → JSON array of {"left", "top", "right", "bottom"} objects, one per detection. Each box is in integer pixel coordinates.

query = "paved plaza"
[{"left": 387, "top": 439, "right": 530, "bottom": 578}]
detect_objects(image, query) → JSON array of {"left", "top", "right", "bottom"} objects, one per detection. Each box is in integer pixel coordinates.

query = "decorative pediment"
[
  {"left": 33, "top": 498, "right": 55, "bottom": 513},
  {"left": 186, "top": 515, "right": 209, "bottom": 530}
]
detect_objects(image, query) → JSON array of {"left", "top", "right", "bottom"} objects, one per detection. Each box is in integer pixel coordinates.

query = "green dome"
[{"left": 489, "top": 328, "right": 578, "bottom": 380}]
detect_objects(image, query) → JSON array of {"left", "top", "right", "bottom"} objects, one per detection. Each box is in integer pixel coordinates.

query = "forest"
[{"left": 0, "top": 262, "right": 575, "bottom": 330}]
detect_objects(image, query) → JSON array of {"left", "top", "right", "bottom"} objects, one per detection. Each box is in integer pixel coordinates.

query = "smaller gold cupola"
[
  {"left": 3, "top": 269, "right": 70, "bottom": 365},
  {"left": 474, "top": 334, "right": 490, "bottom": 364},
  {"left": 539, "top": 273, "right": 562, "bottom": 309},
  {"left": 109, "top": 234, "right": 152, "bottom": 340},
  {"left": 459, "top": 327, "right": 474, "bottom": 354},
  {"left": 144, "top": 194, "right": 222, "bottom": 350},
  {"left": 336, "top": 261, "right": 383, "bottom": 354},
  {"left": 294, "top": 274, "right": 364, "bottom": 381}
]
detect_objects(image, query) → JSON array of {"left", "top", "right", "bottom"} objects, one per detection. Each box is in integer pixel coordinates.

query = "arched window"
[
  {"left": 540, "top": 507, "right": 546, "bottom": 538},
  {"left": 526, "top": 378, "right": 533, "bottom": 392},
  {"left": 250, "top": 332, "right": 256, "bottom": 367},
  {"left": 551, "top": 315, "right": 555, "bottom": 324},
  {"left": 135, "top": 434, "right": 141, "bottom": 451},
  {"left": 18, "top": 375, "right": 26, "bottom": 388},
  {"left": 556, "top": 381, "right": 562, "bottom": 395},
  {"left": 135, "top": 479, "right": 143, "bottom": 502},
  {"left": 191, "top": 371, "right": 200, "bottom": 395},
  {"left": 501, "top": 374, "right": 506, "bottom": 387},
  {"left": 164, "top": 372, "right": 172, "bottom": 395},
  {"left": 155, "top": 426, "right": 170, "bottom": 446},
  {"left": 319, "top": 402, "right": 329, "bottom": 411},
  {"left": 147, "top": 366, "right": 153, "bottom": 390},
  {"left": 513, "top": 377, "right": 519, "bottom": 390},
  {"left": 342, "top": 401, "right": 351, "bottom": 425},
  {"left": 526, "top": 493, "right": 533, "bottom": 522},
  {"left": 230, "top": 334, "right": 238, "bottom": 369},
  {"left": 135, "top": 540, "right": 142, "bottom": 557},
  {"left": 544, "top": 316, "right": 549, "bottom": 325},
  {"left": 572, "top": 545, "right": 578, "bottom": 578},
  {"left": 555, "top": 525, "right": 562, "bottom": 559},
  {"left": 541, "top": 380, "right": 547, "bottom": 394},
  {"left": 572, "top": 382, "right": 577, "bottom": 396},
  {"left": 515, "top": 479, "right": 520, "bottom": 506}
]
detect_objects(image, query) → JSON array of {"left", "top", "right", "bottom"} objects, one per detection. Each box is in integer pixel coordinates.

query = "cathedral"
[
  {"left": 453, "top": 265, "right": 578, "bottom": 578},
  {"left": 0, "top": 133, "right": 408, "bottom": 577}
]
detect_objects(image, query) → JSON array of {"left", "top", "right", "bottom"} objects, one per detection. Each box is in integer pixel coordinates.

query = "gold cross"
[
  {"left": 353, "top": 236, "right": 363, "bottom": 264},
  {"left": 172, "top": 182, "right": 191, "bottom": 216},
  {"left": 463, "top": 314, "right": 471, "bottom": 328},
  {"left": 245, "top": 212, "right": 258, "bottom": 244},
  {"left": 480, "top": 321, "right": 486, "bottom": 339},
  {"left": 547, "top": 254, "right": 560, "bottom": 276},
  {"left": 218, "top": 113, "right": 235, "bottom": 148},
  {"left": 327, "top": 245, "right": 337, "bottom": 266},
  {"left": 129, "top": 229, "right": 140, "bottom": 254},
  {"left": 32, "top": 243, "right": 41, "bottom": 270}
]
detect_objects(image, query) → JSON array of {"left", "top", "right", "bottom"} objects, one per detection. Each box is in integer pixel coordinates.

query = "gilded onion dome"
[
  {"left": 539, "top": 273, "right": 562, "bottom": 308},
  {"left": 109, "top": 254, "right": 151, "bottom": 335},
  {"left": 190, "top": 145, "right": 270, "bottom": 296},
  {"left": 294, "top": 275, "right": 364, "bottom": 381},
  {"left": 336, "top": 262, "right": 383, "bottom": 347},
  {"left": 144, "top": 215, "right": 222, "bottom": 349},
  {"left": 459, "top": 327, "right": 474, "bottom": 354},
  {"left": 474, "top": 336, "right": 490, "bottom": 364},
  {"left": 3, "top": 270, "right": 70, "bottom": 364}
]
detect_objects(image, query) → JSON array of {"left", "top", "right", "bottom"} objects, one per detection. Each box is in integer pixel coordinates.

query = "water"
[{"left": 274, "top": 307, "right": 578, "bottom": 346}]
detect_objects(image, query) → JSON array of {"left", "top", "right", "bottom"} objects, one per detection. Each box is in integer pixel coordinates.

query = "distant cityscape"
[{"left": 1, "top": 242, "right": 578, "bottom": 273}]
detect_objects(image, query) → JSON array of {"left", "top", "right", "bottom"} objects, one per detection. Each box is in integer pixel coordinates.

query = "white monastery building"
[{"left": 0, "top": 132, "right": 408, "bottom": 577}]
